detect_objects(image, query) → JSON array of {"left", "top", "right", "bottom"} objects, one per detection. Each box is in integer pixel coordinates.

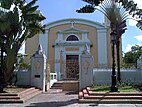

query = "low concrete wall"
[
  {"left": 62, "top": 81, "right": 79, "bottom": 91},
  {"left": 93, "top": 68, "right": 142, "bottom": 85},
  {"left": 16, "top": 69, "right": 31, "bottom": 86}
]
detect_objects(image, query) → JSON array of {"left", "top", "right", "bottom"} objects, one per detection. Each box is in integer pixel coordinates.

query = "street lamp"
[
  {"left": 110, "top": 31, "right": 118, "bottom": 92},
  {"left": 0, "top": 35, "right": 7, "bottom": 93}
]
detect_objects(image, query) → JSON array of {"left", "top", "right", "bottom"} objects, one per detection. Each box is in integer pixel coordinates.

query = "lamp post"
[
  {"left": 110, "top": 31, "right": 118, "bottom": 92},
  {"left": 0, "top": 35, "right": 7, "bottom": 93}
]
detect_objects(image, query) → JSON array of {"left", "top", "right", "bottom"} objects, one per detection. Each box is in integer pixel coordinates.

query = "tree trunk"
[
  {"left": 116, "top": 39, "right": 121, "bottom": 83},
  {"left": 4, "top": 43, "right": 19, "bottom": 85}
]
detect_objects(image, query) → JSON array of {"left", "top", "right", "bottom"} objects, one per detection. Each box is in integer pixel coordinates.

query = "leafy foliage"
[
  {"left": 82, "top": 0, "right": 104, "bottom": 6},
  {"left": 77, "top": 0, "right": 142, "bottom": 30},
  {"left": 76, "top": 5, "right": 95, "bottom": 13},
  {"left": 16, "top": 54, "right": 31, "bottom": 69},
  {"left": 123, "top": 45, "right": 142, "bottom": 68},
  {"left": 0, "top": 0, "right": 46, "bottom": 84}
]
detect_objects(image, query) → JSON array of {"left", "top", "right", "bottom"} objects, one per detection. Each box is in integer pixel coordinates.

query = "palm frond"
[
  {"left": 22, "top": 0, "right": 38, "bottom": 11},
  {"left": 82, "top": 0, "right": 102, "bottom": 6},
  {"left": 22, "top": 6, "right": 39, "bottom": 14},
  {"left": 76, "top": 5, "right": 95, "bottom": 13},
  {"left": 0, "top": 0, "right": 14, "bottom": 9},
  {"left": 136, "top": 20, "right": 142, "bottom": 30},
  {"left": 23, "top": 13, "right": 45, "bottom": 22}
]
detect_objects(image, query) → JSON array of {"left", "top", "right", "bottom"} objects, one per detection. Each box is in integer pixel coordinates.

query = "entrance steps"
[
  {"left": 79, "top": 87, "right": 142, "bottom": 104},
  {"left": 50, "top": 81, "right": 63, "bottom": 89},
  {"left": 0, "top": 87, "right": 41, "bottom": 103},
  {"left": 50, "top": 80, "right": 79, "bottom": 90}
]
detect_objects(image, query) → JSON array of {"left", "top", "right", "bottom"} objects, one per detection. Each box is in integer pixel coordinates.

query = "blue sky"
[{"left": 22, "top": 0, "right": 142, "bottom": 53}]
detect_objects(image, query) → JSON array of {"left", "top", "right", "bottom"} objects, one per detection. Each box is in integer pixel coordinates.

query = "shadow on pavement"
[
  {"left": 25, "top": 99, "right": 78, "bottom": 107},
  {"left": 65, "top": 91, "right": 78, "bottom": 95}
]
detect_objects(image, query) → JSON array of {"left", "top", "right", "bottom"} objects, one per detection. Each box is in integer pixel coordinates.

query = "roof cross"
[{"left": 70, "top": 20, "right": 75, "bottom": 28}]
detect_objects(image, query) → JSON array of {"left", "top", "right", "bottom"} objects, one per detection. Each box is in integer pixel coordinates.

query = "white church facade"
[{"left": 25, "top": 18, "right": 122, "bottom": 80}]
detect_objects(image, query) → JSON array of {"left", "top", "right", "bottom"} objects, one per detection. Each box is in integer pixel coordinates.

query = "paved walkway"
[{"left": 0, "top": 89, "right": 142, "bottom": 107}]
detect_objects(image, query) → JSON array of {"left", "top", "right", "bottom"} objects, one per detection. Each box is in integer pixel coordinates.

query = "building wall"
[
  {"left": 75, "top": 24, "right": 98, "bottom": 67},
  {"left": 93, "top": 68, "right": 142, "bottom": 85},
  {"left": 25, "top": 18, "right": 122, "bottom": 74},
  {"left": 47, "top": 23, "right": 101, "bottom": 72},
  {"left": 48, "top": 24, "right": 70, "bottom": 72}
]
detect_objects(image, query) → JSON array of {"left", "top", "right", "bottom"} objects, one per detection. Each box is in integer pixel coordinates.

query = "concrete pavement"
[{"left": 0, "top": 89, "right": 142, "bottom": 107}]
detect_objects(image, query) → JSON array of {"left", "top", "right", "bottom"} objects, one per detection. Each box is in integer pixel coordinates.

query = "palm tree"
[
  {"left": 0, "top": 0, "right": 46, "bottom": 91},
  {"left": 77, "top": 0, "right": 142, "bottom": 91}
]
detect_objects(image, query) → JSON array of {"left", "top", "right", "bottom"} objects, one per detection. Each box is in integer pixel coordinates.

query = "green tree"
[
  {"left": 0, "top": 0, "right": 46, "bottom": 86},
  {"left": 123, "top": 45, "right": 142, "bottom": 68},
  {"left": 16, "top": 53, "right": 31, "bottom": 69}
]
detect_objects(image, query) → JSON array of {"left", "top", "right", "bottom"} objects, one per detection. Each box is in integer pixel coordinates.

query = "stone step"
[
  {"left": 84, "top": 95, "right": 142, "bottom": 99},
  {"left": 19, "top": 88, "right": 38, "bottom": 98},
  {"left": 0, "top": 99, "right": 23, "bottom": 103},
  {"left": 79, "top": 91, "right": 84, "bottom": 99},
  {"left": 0, "top": 87, "right": 41, "bottom": 103},
  {"left": 21, "top": 89, "right": 42, "bottom": 102},
  {"left": 52, "top": 83, "right": 62, "bottom": 86},
  {"left": 18, "top": 87, "right": 36, "bottom": 97},
  {"left": 0, "top": 93, "right": 18, "bottom": 96},
  {"left": 88, "top": 91, "right": 142, "bottom": 96},
  {"left": 0, "top": 96, "right": 20, "bottom": 99},
  {"left": 50, "top": 82, "right": 63, "bottom": 89},
  {"left": 19, "top": 88, "right": 42, "bottom": 102},
  {"left": 79, "top": 87, "right": 142, "bottom": 104},
  {"left": 50, "top": 87, "right": 62, "bottom": 89},
  {"left": 79, "top": 99, "right": 142, "bottom": 104}
]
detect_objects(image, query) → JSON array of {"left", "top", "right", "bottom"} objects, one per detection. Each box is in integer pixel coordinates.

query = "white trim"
[
  {"left": 58, "top": 26, "right": 88, "bottom": 33},
  {"left": 45, "top": 18, "right": 106, "bottom": 29},
  {"left": 97, "top": 29, "right": 108, "bottom": 67},
  {"left": 65, "top": 34, "right": 80, "bottom": 41},
  {"left": 39, "top": 31, "right": 48, "bottom": 57}
]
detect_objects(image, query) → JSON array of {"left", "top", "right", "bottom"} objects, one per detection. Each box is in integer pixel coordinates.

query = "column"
[
  {"left": 97, "top": 28, "right": 108, "bottom": 67},
  {"left": 39, "top": 30, "right": 48, "bottom": 57}
]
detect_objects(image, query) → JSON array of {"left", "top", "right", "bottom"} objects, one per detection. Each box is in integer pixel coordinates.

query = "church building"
[{"left": 25, "top": 18, "right": 122, "bottom": 80}]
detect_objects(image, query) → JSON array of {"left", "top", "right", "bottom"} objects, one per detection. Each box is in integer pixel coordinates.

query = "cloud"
[
  {"left": 125, "top": 42, "right": 142, "bottom": 53},
  {"left": 133, "top": 0, "right": 142, "bottom": 8},
  {"left": 125, "top": 44, "right": 132, "bottom": 52},
  {"left": 128, "top": 19, "right": 137, "bottom": 26},
  {"left": 134, "top": 35, "right": 142, "bottom": 41}
]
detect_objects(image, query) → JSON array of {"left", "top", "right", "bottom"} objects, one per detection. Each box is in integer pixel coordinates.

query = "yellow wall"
[
  {"left": 75, "top": 24, "right": 98, "bottom": 67},
  {"left": 48, "top": 24, "right": 70, "bottom": 72},
  {"left": 47, "top": 23, "right": 100, "bottom": 71},
  {"left": 25, "top": 21, "right": 119, "bottom": 71}
]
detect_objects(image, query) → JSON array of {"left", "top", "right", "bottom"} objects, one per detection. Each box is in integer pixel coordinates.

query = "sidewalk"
[{"left": 0, "top": 88, "right": 142, "bottom": 107}]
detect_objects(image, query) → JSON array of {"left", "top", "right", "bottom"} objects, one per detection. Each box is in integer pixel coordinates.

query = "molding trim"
[{"left": 45, "top": 18, "right": 106, "bottom": 29}]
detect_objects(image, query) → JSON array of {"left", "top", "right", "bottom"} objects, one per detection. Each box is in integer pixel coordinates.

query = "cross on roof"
[{"left": 70, "top": 20, "right": 75, "bottom": 28}]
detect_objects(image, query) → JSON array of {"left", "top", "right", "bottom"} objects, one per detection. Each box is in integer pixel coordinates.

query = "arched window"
[{"left": 66, "top": 35, "right": 79, "bottom": 41}]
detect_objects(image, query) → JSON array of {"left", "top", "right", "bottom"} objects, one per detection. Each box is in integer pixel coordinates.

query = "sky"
[{"left": 20, "top": 0, "right": 142, "bottom": 54}]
